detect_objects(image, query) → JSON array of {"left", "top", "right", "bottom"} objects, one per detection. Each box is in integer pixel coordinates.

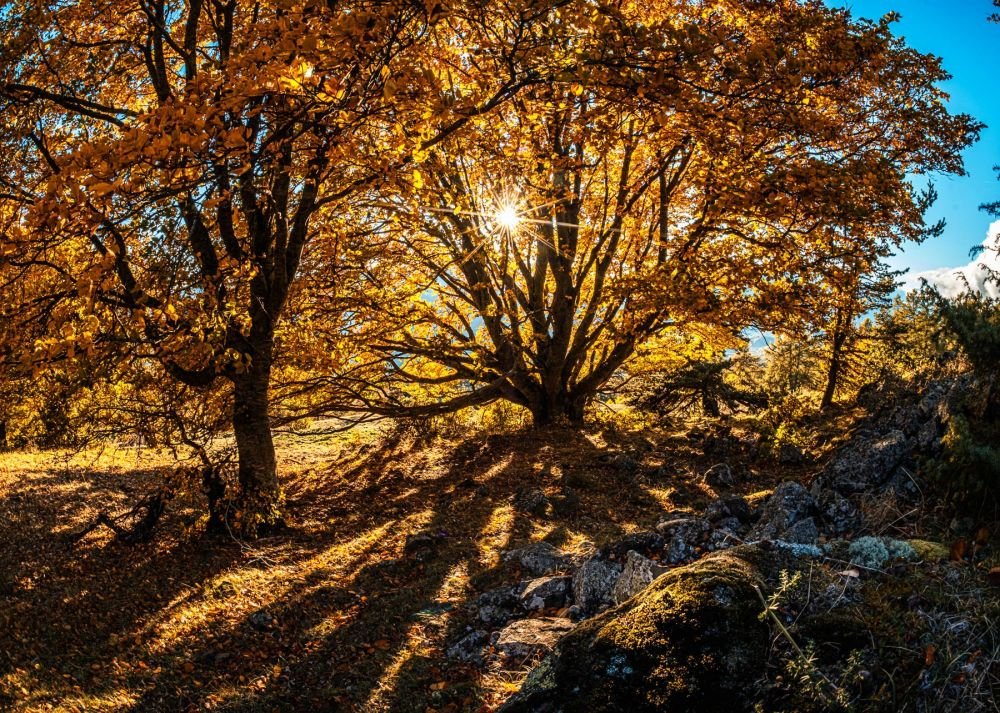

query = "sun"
[{"left": 495, "top": 205, "right": 521, "bottom": 232}]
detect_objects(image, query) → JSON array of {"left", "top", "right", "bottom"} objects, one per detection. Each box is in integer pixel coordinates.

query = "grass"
[
  {"left": 2, "top": 414, "right": 995, "bottom": 712},
  {"left": 1, "top": 419, "right": 759, "bottom": 712}
]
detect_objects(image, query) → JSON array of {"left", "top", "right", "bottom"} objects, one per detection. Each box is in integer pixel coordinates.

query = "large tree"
[
  {"left": 342, "top": 1, "right": 979, "bottom": 426},
  {"left": 0, "top": 0, "right": 577, "bottom": 532}
]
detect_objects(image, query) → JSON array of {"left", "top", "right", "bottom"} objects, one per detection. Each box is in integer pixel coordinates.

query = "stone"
[
  {"left": 704, "top": 463, "right": 736, "bottom": 487},
  {"left": 248, "top": 610, "right": 275, "bottom": 631},
  {"left": 611, "top": 550, "right": 667, "bottom": 605},
  {"left": 502, "top": 542, "right": 573, "bottom": 577},
  {"left": 705, "top": 495, "right": 752, "bottom": 524},
  {"left": 446, "top": 629, "right": 490, "bottom": 665},
  {"left": 780, "top": 517, "right": 819, "bottom": 545},
  {"left": 818, "top": 430, "right": 909, "bottom": 494},
  {"left": 814, "top": 489, "right": 860, "bottom": 535},
  {"left": 520, "top": 576, "right": 572, "bottom": 611},
  {"left": 778, "top": 443, "right": 805, "bottom": 464},
  {"left": 656, "top": 517, "right": 712, "bottom": 564},
  {"left": 500, "top": 547, "right": 787, "bottom": 712},
  {"left": 600, "top": 451, "right": 641, "bottom": 473},
  {"left": 572, "top": 557, "right": 623, "bottom": 615},
  {"left": 747, "top": 482, "right": 815, "bottom": 542},
  {"left": 494, "top": 617, "right": 575, "bottom": 659},
  {"left": 477, "top": 584, "right": 527, "bottom": 627},
  {"left": 512, "top": 488, "right": 552, "bottom": 516},
  {"left": 403, "top": 531, "right": 438, "bottom": 557},
  {"left": 598, "top": 531, "right": 666, "bottom": 560},
  {"left": 707, "top": 519, "right": 744, "bottom": 551}
]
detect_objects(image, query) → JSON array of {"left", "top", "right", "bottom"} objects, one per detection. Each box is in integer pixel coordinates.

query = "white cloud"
[{"left": 904, "top": 220, "right": 1000, "bottom": 298}]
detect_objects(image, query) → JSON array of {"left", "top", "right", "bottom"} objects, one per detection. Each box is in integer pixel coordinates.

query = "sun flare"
[{"left": 495, "top": 205, "right": 521, "bottom": 231}]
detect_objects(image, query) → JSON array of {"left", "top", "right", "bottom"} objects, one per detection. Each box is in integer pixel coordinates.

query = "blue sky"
[{"left": 829, "top": 0, "right": 1000, "bottom": 280}]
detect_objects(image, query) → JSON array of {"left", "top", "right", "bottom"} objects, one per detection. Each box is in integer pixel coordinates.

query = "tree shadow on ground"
[{"left": 2, "top": 424, "right": 688, "bottom": 712}]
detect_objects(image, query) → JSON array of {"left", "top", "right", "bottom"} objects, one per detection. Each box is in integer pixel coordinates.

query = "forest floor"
[{"left": 0, "top": 410, "right": 972, "bottom": 712}]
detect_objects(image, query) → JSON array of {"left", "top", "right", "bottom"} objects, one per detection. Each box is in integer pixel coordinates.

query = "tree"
[
  {"left": 0, "top": 0, "right": 574, "bottom": 533},
  {"left": 342, "top": 1, "right": 978, "bottom": 426}
]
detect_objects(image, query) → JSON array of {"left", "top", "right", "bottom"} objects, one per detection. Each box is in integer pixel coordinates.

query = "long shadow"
[
  {"left": 0, "top": 459, "right": 239, "bottom": 709},
  {"left": 4, "top": 424, "right": 679, "bottom": 712}
]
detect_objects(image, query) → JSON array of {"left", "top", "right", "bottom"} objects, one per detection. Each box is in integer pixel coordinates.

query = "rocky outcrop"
[
  {"left": 747, "top": 481, "right": 817, "bottom": 543},
  {"left": 499, "top": 547, "right": 787, "bottom": 712},
  {"left": 494, "top": 617, "right": 576, "bottom": 659}
]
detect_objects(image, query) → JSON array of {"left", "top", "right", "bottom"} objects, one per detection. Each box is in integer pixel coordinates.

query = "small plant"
[{"left": 756, "top": 570, "right": 863, "bottom": 712}]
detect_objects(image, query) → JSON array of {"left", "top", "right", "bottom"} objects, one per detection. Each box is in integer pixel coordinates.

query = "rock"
[
  {"left": 818, "top": 430, "right": 909, "bottom": 494},
  {"left": 502, "top": 542, "right": 573, "bottom": 577},
  {"left": 780, "top": 517, "right": 819, "bottom": 545},
  {"left": 747, "top": 481, "right": 815, "bottom": 542},
  {"left": 814, "top": 489, "right": 860, "bottom": 535},
  {"left": 494, "top": 617, "right": 575, "bottom": 659},
  {"left": 447, "top": 630, "right": 490, "bottom": 665},
  {"left": 704, "top": 463, "right": 736, "bottom": 487},
  {"left": 248, "top": 610, "right": 275, "bottom": 631},
  {"left": 705, "top": 495, "right": 751, "bottom": 524},
  {"left": 403, "top": 531, "right": 438, "bottom": 558},
  {"left": 656, "top": 517, "right": 711, "bottom": 564},
  {"left": 520, "top": 576, "right": 572, "bottom": 611},
  {"left": 600, "top": 451, "right": 641, "bottom": 473},
  {"left": 598, "top": 531, "right": 665, "bottom": 560},
  {"left": 477, "top": 584, "right": 527, "bottom": 627},
  {"left": 778, "top": 443, "right": 805, "bottom": 464},
  {"left": 611, "top": 550, "right": 667, "bottom": 604},
  {"left": 513, "top": 488, "right": 552, "bottom": 516},
  {"left": 707, "top": 519, "right": 744, "bottom": 550},
  {"left": 572, "top": 557, "right": 623, "bottom": 615},
  {"left": 500, "top": 547, "right": 786, "bottom": 712},
  {"left": 906, "top": 539, "right": 950, "bottom": 562}
]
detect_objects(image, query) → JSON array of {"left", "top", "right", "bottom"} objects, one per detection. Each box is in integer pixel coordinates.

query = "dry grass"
[{"left": 0, "top": 420, "right": 750, "bottom": 712}]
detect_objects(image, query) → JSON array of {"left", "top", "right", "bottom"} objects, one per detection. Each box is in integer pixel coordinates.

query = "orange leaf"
[
  {"left": 973, "top": 526, "right": 990, "bottom": 547},
  {"left": 924, "top": 644, "right": 936, "bottom": 667},
  {"left": 949, "top": 539, "right": 968, "bottom": 562},
  {"left": 987, "top": 567, "right": 1000, "bottom": 587}
]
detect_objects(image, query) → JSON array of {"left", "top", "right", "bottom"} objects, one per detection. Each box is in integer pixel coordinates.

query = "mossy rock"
[
  {"left": 906, "top": 539, "right": 950, "bottom": 562},
  {"left": 501, "top": 546, "right": 810, "bottom": 713}
]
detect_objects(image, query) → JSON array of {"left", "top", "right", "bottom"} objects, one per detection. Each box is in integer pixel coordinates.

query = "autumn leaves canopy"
[{"left": 0, "top": 0, "right": 981, "bottom": 530}]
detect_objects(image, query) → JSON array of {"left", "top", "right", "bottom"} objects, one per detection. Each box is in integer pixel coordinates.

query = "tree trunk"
[
  {"left": 231, "top": 361, "right": 284, "bottom": 536},
  {"left": 530, "top": 392, "right": 587, "bottom": 427},
  {"left": 821, "top": 317, "right": 848, "bottom": 412}
]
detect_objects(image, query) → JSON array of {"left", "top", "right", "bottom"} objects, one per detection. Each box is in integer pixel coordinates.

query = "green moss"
[{"left": 906, "top": 539, "right": 950, "bottom": 562}]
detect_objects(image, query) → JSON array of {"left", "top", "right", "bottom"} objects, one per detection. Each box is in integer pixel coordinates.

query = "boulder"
[
  {"left": 747, "top": 481, "right": 815, "bottom": 542},
  {"left": 520, "top": 576, "right": 572, "bottom": 611},
  {"left": 598, "top": 531, "right": 665, "bottom": 560},
  {"left": 512, "top": 488, "right": 552, "bottom": 516},
  {"left": 500, "top": 547, "right": 790, "bottom": 712},
  {"left": 704, "top": 495, "right": 752, "bottom": 524},
  {"left": 502, "top": 542, "right": 573, "bottom": 577},
  {"left": 780, "top": 517, "right": 819, "bottom": 545},
  {"left": 778, "top": 443, "right": 805, "bottom": 464},
  {"left": 494, "top": 617, "right": 575, "bottom": 659},
  {"left": 704, "top": 463, "right": 736, "bottom": 487},
  {"left": 611, "top": 550, "right": 667, "bottom": 605},
  {"left": 817, "top": 429, "right": 909, "bottom": 494},
  {"left": 446, "top": 629, "right": 490, "bottom": 665},
  {"left": 477, "top": 583, "right": 527, "bottom": 627},
  {"left": 572, "top": 557, "right": 623, "bottom": 615},
  {"left": 655, "top": 517, "right": 711, "bottom": 564},
  {"left": 814, "top": 488, "right": 860, "bottom": 535}
]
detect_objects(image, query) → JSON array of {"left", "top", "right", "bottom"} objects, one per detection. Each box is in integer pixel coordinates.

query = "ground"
[{"left": 0, "top": 411, "right": 981, "bottom": 712}]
